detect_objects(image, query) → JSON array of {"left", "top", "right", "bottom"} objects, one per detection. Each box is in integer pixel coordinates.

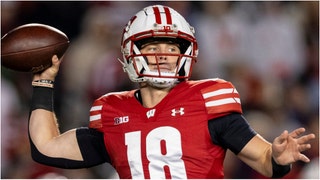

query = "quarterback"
[{"left": 29, "top": 5, "right": 315, "bottom": 179}]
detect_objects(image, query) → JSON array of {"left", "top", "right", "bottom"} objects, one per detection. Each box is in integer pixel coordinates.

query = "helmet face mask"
[{"left": 120, "top": 5, "right": 198, "bottom": 88}]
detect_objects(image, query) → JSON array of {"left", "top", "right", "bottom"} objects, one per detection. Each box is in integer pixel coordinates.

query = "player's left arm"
[
  {"left": 208, "top": 113, "right": 315, "bottom": 178},
  {"left": 237, "top": 128, "right": 315, "bottom": 178},
  {"left": 204, "top": 80, "right": 315, "bottom": 177}
]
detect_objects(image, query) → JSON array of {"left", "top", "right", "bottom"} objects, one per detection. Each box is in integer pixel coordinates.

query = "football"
[{"left": 1, "top": 23, "right": 70, "bottom": 73}]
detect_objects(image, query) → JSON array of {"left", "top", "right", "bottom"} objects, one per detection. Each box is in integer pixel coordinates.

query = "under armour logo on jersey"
[
  {"left": 171, "top": 107, "right": 185, "bottom": 116},
  {"left": 146, "top": 109, "right": 156, "bottom": 118}
]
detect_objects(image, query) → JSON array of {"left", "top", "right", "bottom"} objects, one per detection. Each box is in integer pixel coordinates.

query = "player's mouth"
[{"left": 149, "top": 63, "right": 174, "bottom": 72}]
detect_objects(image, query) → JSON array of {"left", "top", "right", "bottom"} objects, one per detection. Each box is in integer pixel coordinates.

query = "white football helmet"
[{"left": 119, "top": 5, "right": 198, "bottom": 88}]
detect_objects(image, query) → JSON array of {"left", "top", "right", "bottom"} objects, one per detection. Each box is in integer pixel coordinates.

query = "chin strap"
[{"left": 145, "top": 71, "right": 178, "bottom": 88}]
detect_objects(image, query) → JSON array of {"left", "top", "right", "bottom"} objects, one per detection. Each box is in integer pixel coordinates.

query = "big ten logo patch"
[{"left": 114, "top": 116, "right": 129, "bottom": 125}]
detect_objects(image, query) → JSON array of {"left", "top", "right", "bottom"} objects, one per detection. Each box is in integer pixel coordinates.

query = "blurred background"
[{"left": 1, "top": 1, "right": 318, "bottom": 179}]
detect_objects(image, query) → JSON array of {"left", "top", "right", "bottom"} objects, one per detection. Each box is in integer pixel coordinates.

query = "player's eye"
[
  {"left": 141, "top": 43, "right": 180, "bottom": 54},
  {"left": 144, "top": 45, "right": 158, "bottom": 52},
  {"left": 168, "top": 46, "right": 179, "bottom": 53},
  {"left": 149, "top": 47, "right": 158, "bottom": 52}
]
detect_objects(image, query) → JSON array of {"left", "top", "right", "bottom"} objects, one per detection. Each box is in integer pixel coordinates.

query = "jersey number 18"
[{"left": 125, "top": 126, "right": 187, "bottom": 179}]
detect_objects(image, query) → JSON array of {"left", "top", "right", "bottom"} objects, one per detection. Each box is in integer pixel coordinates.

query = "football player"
[{"left": 29, "top": 5, "right": 315, "bottom": 179}]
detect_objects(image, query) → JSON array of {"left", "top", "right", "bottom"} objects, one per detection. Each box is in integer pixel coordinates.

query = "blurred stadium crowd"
[{"left": 1, "top": 1, "right": 318, "bottom": 179}]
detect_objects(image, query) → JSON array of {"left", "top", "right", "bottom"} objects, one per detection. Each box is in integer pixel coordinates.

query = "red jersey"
[{"left": 89, "top": 78, "right": 242, "bottom": 178}]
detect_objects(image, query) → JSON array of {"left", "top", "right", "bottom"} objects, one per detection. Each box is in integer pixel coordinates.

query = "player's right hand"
[{"left": 33, "top": 55, "right": 61, "bottom": 82}]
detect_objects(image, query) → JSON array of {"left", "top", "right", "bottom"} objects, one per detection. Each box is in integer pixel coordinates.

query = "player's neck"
[{"left": 139, "top": 84, "right": 172, "bottom": 108}]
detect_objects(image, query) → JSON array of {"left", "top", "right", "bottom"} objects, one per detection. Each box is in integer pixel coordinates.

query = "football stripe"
[
  {"left": 90, "top": 105, "right": 103, "bottom": 122},
  {"left": 90, "top": 114, "right": 101, "bottom": 122},
  {"left": 153, "top": 6, "right": 161, "bottom": 24},
  {"left": 163, "top": 6, "right": 172, "bottom": 24},
  {"left": 204, "top": 93, "right": 240, "bottom": 104},
  {"left": 89, "top": 100, "right": 104, "bottom": 128},
  {"left": 201, "top": 83, "right": 236, "bottom": 94},
  {"left": 201, "top": 80, "right": 243, "bottom": 115},
  {"left": 203, "top": 88, "right": 237, "bottom": 98},
  {"left": 205, "top": 98, "right": 241, "bottom": 107},
  {"left": 90, "top": 105, "right": 103, "bottom": 111}
]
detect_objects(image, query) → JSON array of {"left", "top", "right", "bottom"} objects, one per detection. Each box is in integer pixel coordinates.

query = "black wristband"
[
  {"left": 271, "top": 157, "right": 291, "bottom": 178},
  {"left": 31, "top": 86, "right": 54, "bottom": 112}
]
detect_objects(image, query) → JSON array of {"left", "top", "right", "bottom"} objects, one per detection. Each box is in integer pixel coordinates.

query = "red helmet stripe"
[
  {"left": 153, "top": 6, "right": 161, "bottom": 24},
  {"left": 164, "top": 7, "right": 172, "bottom": 24}
]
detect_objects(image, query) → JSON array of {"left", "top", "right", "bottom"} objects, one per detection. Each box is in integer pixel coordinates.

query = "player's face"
[{"left": 140, "top": 42, "right": 180, "bottom": 73}]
